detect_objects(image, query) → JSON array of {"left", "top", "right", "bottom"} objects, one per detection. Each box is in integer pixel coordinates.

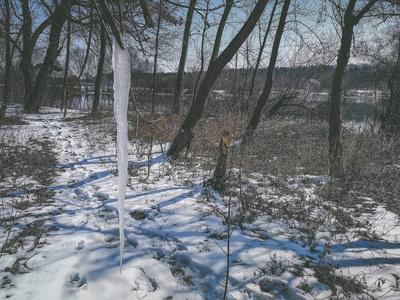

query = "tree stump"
[{"left": 205, "top": 130, "right": 232, "bottom": 194}]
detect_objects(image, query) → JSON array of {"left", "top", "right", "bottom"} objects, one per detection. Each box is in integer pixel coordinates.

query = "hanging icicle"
[{"left": 112, "top": 37, "right": 130, "bottom": 272}]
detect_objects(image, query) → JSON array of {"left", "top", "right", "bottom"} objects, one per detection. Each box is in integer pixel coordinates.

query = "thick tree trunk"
[
  {"left": 166, "top": 0, "right": 270, "bottom": 160},
  {"left": 242, "top": 0, "right": 291, "bottom": 143},
  {"left": 172, "top": 0, "right": 197, "bottom": 114},
  {"left": 19, "top": 0, "right": 52, "bottom": 112},
  {"left": 92, "top": 23, "right": 107, "bottom": 117},
  {"left": 20, "top": 0, "right": 35, "bottom": 109},
  {"left": 0, "top": 0, "right": 11, "bottom": 120},
  {"left": 204, "top": 131, "right": 232, "bottom": 193},
  {"left": 212, "top": 131, "right": 232, "bottom": 192},
  {"left": 24, "top": 0, "right": 73, "bottom": 113}
]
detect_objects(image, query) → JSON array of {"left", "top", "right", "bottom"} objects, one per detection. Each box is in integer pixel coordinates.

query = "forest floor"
[{"left": 1, "top": 107, "right": 400, "bottom": 300}]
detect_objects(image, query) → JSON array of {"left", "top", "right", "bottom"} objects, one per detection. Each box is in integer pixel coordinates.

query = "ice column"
[{"left": 112, "top": 38, "right": 130, "bottom": 271}]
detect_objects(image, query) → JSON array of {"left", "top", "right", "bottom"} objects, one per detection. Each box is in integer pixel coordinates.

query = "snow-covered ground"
[{"left": 1, "top": 108, "right": 400, "bottom": 299}]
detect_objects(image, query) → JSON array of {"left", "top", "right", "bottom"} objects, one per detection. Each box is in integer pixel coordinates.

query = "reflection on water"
[
  {"left": 61, "top": 93, "right": 114, "bottom": 111},
  {"left": 54, "top": 88, "right": 384, "bottom": 122}
]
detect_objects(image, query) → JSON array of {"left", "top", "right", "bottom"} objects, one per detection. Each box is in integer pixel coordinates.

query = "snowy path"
[
  {"left": 2, "top": 109, "right": 400, "bottom": 300},
  {"left": 1, "top": 111, "right": 229, "bottom": 299}
]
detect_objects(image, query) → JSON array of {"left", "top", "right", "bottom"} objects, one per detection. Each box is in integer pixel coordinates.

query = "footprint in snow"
[
  {"left": 132, "top": 268, "right": 158, "bottom": 298},
  {"left": 76, "top": 240, "right": 84, "bottom": 251},
  {"left": 64, "top": 272, "right": 88, "bottom": 297},
  {"left": 74, "top": 188, "right": 85, "bottom": 195},
  {"left": 69, "top": 273, "right": 88, "bottom": 288},
  {"left": 94, "top": 191, "right": 109, "bottom": 201}
]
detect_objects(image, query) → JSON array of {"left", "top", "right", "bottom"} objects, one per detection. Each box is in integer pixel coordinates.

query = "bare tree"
[
  {"left": 242, "top": 0, "right": 292, "bottom": 144},
  {"left": 210, "top": 0, "right": 234, "bottom": 63},
  {"left": 367, "top": 16, "right": 400, "bottom": 136},
  {"left": 192, "top": 1, "right": 210, "bottom": 101},
  {"left": 0, "top": 0, "right": 11, "bottom": 120},
  {"left": 19, "top": 0, "right": 52, "bottom": 113},
  {"left": 172, "top": 0, "right": 197, "bottom": 114},
  {"left": 92, "top": 22, "right": 107, "bottom": 117},
  {"left": 24, "top": 0, "right": 75, "bottom": 113},
  {"left": 248, "top": 0, "right": 279, "bottom": 99},
  {"left": 327, "top": 0, "right": 378, "bottom": 178},
  {"left": 167, "top": 0, "right": 271, "bottom": 160},
  {"left": 151, "top": 0, "right": 163, "bottom": 115},
  {"left": 381, "top": 28, "right": 400, "bottom": 136},
  {"left": 61, "top": 0, "right": 72, "bottom": 118}
]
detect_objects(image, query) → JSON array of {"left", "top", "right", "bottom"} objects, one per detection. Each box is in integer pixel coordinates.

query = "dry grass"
[
  {"left": 0, "top": 124, "right": 59, "bottom": 259},
  {"left": 3, "top": 109, "right": 397, "bottom": 298}
]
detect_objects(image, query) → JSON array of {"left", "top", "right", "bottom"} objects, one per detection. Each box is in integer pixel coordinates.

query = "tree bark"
[
  {"left": 211, "top": 131, "right": 232, "bottom": 192},
  {"left": 328, "top": 24, "right": 353, "bottom": 178},
  {"left": 151, "top": 0, "right": 163, "bottom": 116},
  {"left": 328, "top": 0, "right": 378, "bottom": 178},
  {"left": 383, "top": 72, "right": 400, "bottom": 135},
  {"left": 139, "top": 0, "right": 154, "bottom": 27},
  {"left": 192, "top": 2, "right": 209, "bottom": 101},
  {"left": 242, "top": 0, "right": 291, "bottom": 143},
  {"left": 248, "top": 0, "right": 278, "bottom": 99},
  {"left": 381, "top": 33, "right": 400, "bottom": 136},
  {"left": 61, "top": 0, "right": 71, "bottom": 118},
  {"left": 210, "top": 0, "right": 234, "bottom": 63},
  {"left": 19, "top": 0, "right": 52, "bottom": 112},
  {"left": 172, "top": 0, "right": 197, "bottom": 114},
  {"left": 20, "top": 0, "right": 34, "bottom": 109},
  {"left": 92, "top": 23, "right": 107, "bottom": 117},
  {"left": 24, "top": 0, "right": 74, "bottom": 113},
  {"left": 166, "top": 0, "right": 270, "bottom": 160},
  {"left": 0, "top": 0, "right": 11, "bottom": 120}
]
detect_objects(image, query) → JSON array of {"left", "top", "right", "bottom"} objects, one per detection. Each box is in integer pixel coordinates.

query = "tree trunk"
[
  {"left": 166, "top": 0, "right": 270, "bottom": 160},
  {"left": 204, "top": 131, "right": 232, "bottom": 193},
  {"left": 382, "top": 40, "right": 400, "bottom": 136},
  {"left": 328, "top": 27, "right": 353, "bottom": 178},
  {"left": 172, "top": 0, "right": 197, "bottom": 114},
  {"left": 92, "top": 23, "right": 107, "bottom": 117},
  {"left": 328, "top": 0, "right": 356, "bottom": 178},
  {"left": 61, "top": 0, "right": 71, "bottom": 118},
  {"left": 240, "top": 40, "right": 252, "bottom": 113},
  {"left": 210, "top": 0, "right": 234, "bottom": 63},
  {"left": 0, "top": 0, "right": 11, "bottom": 120},
  {"left": 248, "top": 0, "right": 278, "bottom": 99},
  {"left": 19, "top": 0, "right": 52, "bottom": 112},
  {"left": 192, "top": 2, "right": 209, "bottom": 101},
  {"left": 211, "top": 131, "right": 232, "bottom": 192},
  {"left": 328, "top": 0, "right": 378, "bottom": 178},
  {"left": 151, "top": 0, "right": 163, "bottom": 116},
  {"left": 20, "top": 0, "right": 35, "bottom": 109},
  {"left": 242, "top": 0, "right": 291, "bottom": 143},
  {"left": 24, "top": 0, "right": 73, "bottom": 113}
]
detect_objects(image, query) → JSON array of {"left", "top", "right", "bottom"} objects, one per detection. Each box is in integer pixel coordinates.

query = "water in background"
[{"left": 60, "top": 86, "right": 384, "bottom": 123}]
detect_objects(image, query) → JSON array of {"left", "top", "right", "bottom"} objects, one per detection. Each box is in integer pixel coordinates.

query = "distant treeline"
[
  {"left": 128, "top": 64, "right": 384, "bottom": 94},
  {"left": 0, "top": 64, "right": 383, "bottom": 103}
]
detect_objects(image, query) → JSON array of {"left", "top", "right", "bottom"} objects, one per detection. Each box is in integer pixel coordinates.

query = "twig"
[
  {"left": 223, "top": 193, "right": 232, "bottom": 300},
  {"left": 129, "top": 89, "right": 171, "bottom": 165}
]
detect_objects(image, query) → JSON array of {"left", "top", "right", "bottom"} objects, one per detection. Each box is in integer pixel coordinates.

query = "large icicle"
[{"left": 112, "top": 38, "right": 130, "bottom": 272}]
